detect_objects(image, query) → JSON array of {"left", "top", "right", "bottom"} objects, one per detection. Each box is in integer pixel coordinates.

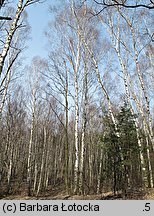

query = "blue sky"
[{"left": 22, "top": 0, "right": 58, "bottom": 64}]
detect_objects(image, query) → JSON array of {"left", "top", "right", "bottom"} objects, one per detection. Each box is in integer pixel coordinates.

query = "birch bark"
[{"left": 79, "top": 59, "right": 88, "bottom": 195}]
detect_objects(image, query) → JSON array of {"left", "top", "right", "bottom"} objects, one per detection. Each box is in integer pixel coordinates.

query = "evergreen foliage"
[{"left": 103, "top": 103, "right": 142, "bottom": 194}]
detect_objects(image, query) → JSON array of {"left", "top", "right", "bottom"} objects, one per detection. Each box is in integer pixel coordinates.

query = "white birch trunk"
[
  {"left": 43, "top": 139, "right": 50, "bottom": 189},
  {"left": 117, "top": 9, "right": 154, "bottom": 150},
  {"left": 97, "top": 148, "right": 103, "bottom": 194},
  {"left": 79, "top": 62, "right": 88, "bottom": 195},
  {"left": 64, "top": 61, "right": 69, "bottom": 193},
  {"left": 74, "top": 64, "right": 79, "bottom": 194},
  {"left": 101, "top": 12, "right": 152, "bottom": 187},
  {"left": 33, "top": 162, "right": 37, "bottom": 192},
  {"left": 70, "top": 3, "right": 81, "bottom": 193},
  {"left": 27, "top": 88, "right": 36, "bottom": 196},
  {"left": 7, "top": 146, "right": 13, "bottom": 193},
  {"left": 0, "top": 68, "right": 11, "bottom": 116},
  {"left": 115, "top": 38, "right": 146, "bottom": 186},
  {"left": 37, "top": 126, "right": 46, "bottom": 196},
  {"left": 143, "top": 122, "right": 154, "bottom": 188},
  {"left": 0, "top": 0, "right": 24, "bottom": 76}
]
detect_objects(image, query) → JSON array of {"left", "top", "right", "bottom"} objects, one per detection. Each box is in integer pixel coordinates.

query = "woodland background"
[{"left": 0, "top": 0, "right": 154, "bottom": 199}]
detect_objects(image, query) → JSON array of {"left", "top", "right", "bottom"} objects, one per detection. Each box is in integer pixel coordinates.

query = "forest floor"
[{"left": 1, "top": 185, "right": 154, "bottom": 200}]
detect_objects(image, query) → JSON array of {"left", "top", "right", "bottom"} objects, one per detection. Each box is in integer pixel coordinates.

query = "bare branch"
[
  {"left": 0, "top": 16, "right": 12, "bottom": 20},
  {"left": 92, "top": 0, "right": 154, "bottom": 9}
]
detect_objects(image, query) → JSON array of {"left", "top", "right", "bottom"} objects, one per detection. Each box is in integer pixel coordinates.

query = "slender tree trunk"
[
  {"left": 68, "top": 6, "right": 81, "bottom": 193},
  {"left": 64, "top": 61, "right": 69, "bottom": 193},
  {"left": 37, "top": 126, "right": 46, "bottom": 196},
  {"left": 97, "top": 148, "right": 103, "bottom": 194},
  {"left": 115, "top": 40, "right": 146, "bottom": 187},
  {"left": 74, "top": 70, "right": 79, "bottom": 194},
  {"left": 27, "top": 89, "right": 36, "bottom": 196},
  {"left": 143, "top": 123, "right": 154, "bottom": 188},
  {"left": 103, "top": 13, "right": 151, "bottom": 188},
  {"left": 43, "top": 136, "right": 50, "bottom": 190},
  {"left": 79, "top": 60, "right": 88, "bottom": 195},
  {"left": 130, "top": 89, "right": 154, "bottom": 188},
  {"left": 0, "top": 0, "right": 24, "bottom": 76},
  {"left": 0, "top": 68, "right": 11, "bottom": 117},
  {"left": 33, "top": 162, "right": 37, "bottom": 192},
  {"left": 117, "top": 9, "right": 154, "bottom": 149},
  {"left": 53, "top": 142, "right": 57, "bottom": 186},
  {"left": 7, "top": 146, "right": 13, "bottom": 194}
]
